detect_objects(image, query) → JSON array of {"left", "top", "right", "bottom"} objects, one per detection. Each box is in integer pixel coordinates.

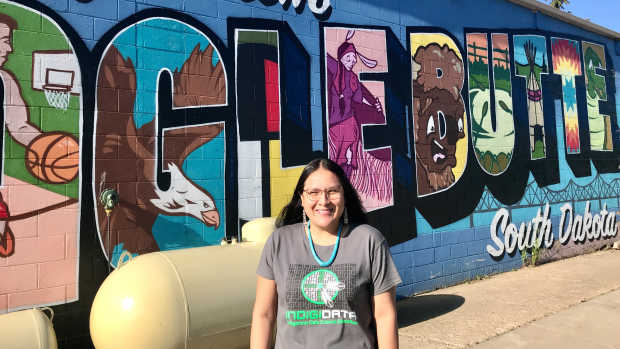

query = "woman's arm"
[
  {"left": 359, "top": 82, "right": 383, "bottom": 114},
  {"left": 0, "top": 69, "right": 40, "bottom": 146},
  {"left": 250, "top": 275, "right": 278, "bottom": 349},
  {"left": 373, "top": 287, "right": 398, "bottom": 349},
  {"left": 326, "top": 54, "right": 338, "bottom": 76}
]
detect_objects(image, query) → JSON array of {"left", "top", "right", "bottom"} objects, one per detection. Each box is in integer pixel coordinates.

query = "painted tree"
[{"left": 550, "top": 0, "right": 570, "bottom": 9}]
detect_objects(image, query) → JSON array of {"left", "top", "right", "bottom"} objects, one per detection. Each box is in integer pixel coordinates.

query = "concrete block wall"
[{"left": 0, "top": 0, "right": 617, "bottom": 346}]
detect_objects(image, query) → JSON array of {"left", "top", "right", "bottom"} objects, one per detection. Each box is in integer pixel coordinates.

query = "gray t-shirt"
[{"left": 257, "top": 223, "right": 402, "bottom": 349}]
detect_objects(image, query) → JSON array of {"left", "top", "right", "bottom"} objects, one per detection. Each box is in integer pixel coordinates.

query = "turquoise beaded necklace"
[{"left": 306, "top": 220, "right": 342, "bottom": 267}]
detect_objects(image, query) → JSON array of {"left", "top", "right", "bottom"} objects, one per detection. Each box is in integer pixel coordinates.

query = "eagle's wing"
[
  {"left": 96, "top": 45, "right": 155, "bottom": 185},
  {"left": 95, "top": 44, "right": 160, "bottom": 260},
  {"left": 165, "top": 42, "right": 227, "bottom": 168},
  {"left": 97, "top": 201, "right": 159, "bottom": 258},
  {"left": 163, "top": 123, "right": 224, "bottom": 168},
  {"left": 97, "top": 45, "right": 138, "bottom": 140},
  {"left": 173, "top": 43, "right": 226, "bottom": 107}
]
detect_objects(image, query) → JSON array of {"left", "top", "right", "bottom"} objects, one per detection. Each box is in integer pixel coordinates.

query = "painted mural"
[
  {"left": 514, "top": 35, "right": 549, "bottom": 159},
  {"left": 244, "top": 0, "right": 332, "bottom": 17},
  {"left": 467, "top": 33, "right": 515, "bottom": 175},
  {"left": 324, "top": 27, "right": 394, "bottom": 211},
  {"left": 235, "top": 29, "right": 279, "bottom": 221},
  {"left": 94, "top": 18, "right": 227, "bottom": 267},
  {"left": 0, "top": 2, "right": 81, "bottom": 313},
  {"left": 410, "top": 33, "right": 467, "bottom": 196},
  {"left": 0, "top": 0, "right": 617, "bottom": 346},
  {"left": 551, "top": 38, "right": 582, "bottom": 154},
  {"left": 234, "top": 25, "right": 311, "bottom": 221},
  {"left": 583, "top": 41, "right": 613, "bottom": 151}
]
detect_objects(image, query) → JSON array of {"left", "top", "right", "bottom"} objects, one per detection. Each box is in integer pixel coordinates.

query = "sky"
[{"left": 537, "top": 0, "right": 620, "bottom": 33}]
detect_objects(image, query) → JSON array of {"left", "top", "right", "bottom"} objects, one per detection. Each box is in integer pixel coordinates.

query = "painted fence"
[{"left": 0, "top": 0, "right": 617, "bottom": 346}]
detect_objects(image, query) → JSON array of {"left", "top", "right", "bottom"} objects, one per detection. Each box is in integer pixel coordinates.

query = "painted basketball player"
[
  {"left": 0, "top": 14, "right": 79, "bottom": 257},
  {"left": 0, "top": 13, "right": 42, "bottom": 148},
  {"left": 0, "top": 14, "right": 78, "bottom": 184},
  {"left": 0, "top": 13, "right": 27, "bottom": 257}
]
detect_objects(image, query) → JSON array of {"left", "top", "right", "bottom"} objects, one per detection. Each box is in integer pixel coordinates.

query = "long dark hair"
[{"left": 275, "top": 158, "right": 367, "bottom": 227}]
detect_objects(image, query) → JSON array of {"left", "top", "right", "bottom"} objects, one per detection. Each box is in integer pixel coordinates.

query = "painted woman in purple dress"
[
  {"left": 326, "top": 31, "right": 392, "bottom": 206},
  {"left": 327, "top": 32, "right": 384, "bottom": 177}
]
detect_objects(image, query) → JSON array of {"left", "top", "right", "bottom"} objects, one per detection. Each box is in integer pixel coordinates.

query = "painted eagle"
[{"left": 95, "top": 44, "right": 225, "bottom": 264}]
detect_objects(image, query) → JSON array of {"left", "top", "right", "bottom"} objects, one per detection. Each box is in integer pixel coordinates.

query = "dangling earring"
[
  {"left": 344, "top": 208, "right": 349, "bottom": 225},
  {"left": 302, "top": 210, "right": 308, "bottom": 226}
]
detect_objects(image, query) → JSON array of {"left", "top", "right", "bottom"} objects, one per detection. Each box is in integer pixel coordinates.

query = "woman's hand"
[
  {"left": 374, "top": 97, "right": 383, "bottom": 113},
  {"left": 373, "top": 287, "right": 398, "bottom": 349},
  {"left": 362, "top": 96, "right": 383, "bottom": 113},
  {"left": 250, "top": 276, "right": 278, "bottom": 349}
]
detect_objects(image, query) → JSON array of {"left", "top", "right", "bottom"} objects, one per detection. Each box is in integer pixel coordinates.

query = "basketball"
[{"left": 25, "top": 132, "right": 79, "bottom": 184}]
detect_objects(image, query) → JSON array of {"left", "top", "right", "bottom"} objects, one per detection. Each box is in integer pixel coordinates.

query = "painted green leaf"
[
  {"left": 498, "top": 100, "right": 512, "bottom": 114},
  {"left": 481, "top": 101, "right": 489, "bottom": 118},
  {"left": 471, "top": 119, "right": 487, "bottom": 134},
  {"left": 470, "top": 90, "right": 479, "bottom": 100},
  {"left": 473, "top": 133, "right": 495, "bottom": 139}
]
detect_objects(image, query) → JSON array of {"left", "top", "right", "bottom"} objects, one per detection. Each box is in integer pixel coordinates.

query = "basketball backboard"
[{"left": 32, "top": 50, "right": 81, "bottom": 95}]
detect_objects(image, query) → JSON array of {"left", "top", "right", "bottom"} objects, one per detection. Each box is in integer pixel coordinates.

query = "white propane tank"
[
  {"left": 0, "top": 308, "right": 58, "bottom": 349},
  {"left": 90, "top": 217, "right": 276, "bottom": 349}
]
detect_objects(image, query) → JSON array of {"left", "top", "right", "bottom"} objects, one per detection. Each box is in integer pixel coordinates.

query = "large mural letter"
[
  {"left": 582, "top": 41, "right": 613, "bottom": 151},
  {"left": 324, "top": 27, "right": 394, "bottom": 210},
  {"left": 232, "top": 20, "right": 313, "bottom": 220},
  {"left": 95, "top": 17, "right": 229, "bottom": 267},
  {"left": 410, "top": 33, "right": 467, "bottom": 196},
  {"left": 514, "top": 35, "right": 549, "bottom": 159},
  {"left": 466, "top": 33, "right": 515, "bottom": 175},
  {"left": 0, "top": 3, "right": 81, "bottom": 312},
  {"left": 551, "top": 38, "right": 582, "bottom": 154}
]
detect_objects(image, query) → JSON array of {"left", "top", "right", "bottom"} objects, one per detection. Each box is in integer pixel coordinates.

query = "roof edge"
[{"left": 506, "top": 0, "right": 620, "bottom": 40}]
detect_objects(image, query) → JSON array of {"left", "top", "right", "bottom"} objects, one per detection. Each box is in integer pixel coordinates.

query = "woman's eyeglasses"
[{"left": 302, "top": 187, "right": 343, "bottom": 202}]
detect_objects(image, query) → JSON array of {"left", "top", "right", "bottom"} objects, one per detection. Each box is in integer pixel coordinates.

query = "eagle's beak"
[{"left": 202, "top": 210, "right": 220, "bottom": 230}]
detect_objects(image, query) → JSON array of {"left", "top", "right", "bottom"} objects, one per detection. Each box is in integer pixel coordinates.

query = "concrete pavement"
[
  {"left": 474, "top": 288, "right": 620, "bottom": 348},
  {"left": 397, "top": 249, "right": 620, "bottom": 348}
]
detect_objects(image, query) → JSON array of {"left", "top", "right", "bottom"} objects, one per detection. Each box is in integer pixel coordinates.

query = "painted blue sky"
[
  {"left": 513, "top": 35, "right": 547, "bottom": 67},
  {"left": 537, "top": 0, "right": 620, "bottom": 33}
]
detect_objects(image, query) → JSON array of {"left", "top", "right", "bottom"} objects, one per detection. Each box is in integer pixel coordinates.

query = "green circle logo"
[{"left": 300, "top": 269, "right": 345, "bottom": 307}]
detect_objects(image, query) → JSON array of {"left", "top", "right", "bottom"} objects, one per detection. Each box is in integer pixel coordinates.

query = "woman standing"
[{"left": 251, "top": 158, "right": 401, "bottom": 349}]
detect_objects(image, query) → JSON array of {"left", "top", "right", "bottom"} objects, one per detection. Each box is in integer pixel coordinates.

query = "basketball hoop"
[
  {"left": 32, "top": 52, "right": 80, "bottom": 110},
  {"left": 43, "top": 84, "right": 71, "bottom": 110}
]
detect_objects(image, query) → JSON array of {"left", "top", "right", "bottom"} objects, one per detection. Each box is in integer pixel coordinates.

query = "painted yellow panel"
[
  {"left": 410, "top": 34, "right": 463, "bottom": 59},
  {"left": 269, "top": 140, "right": 304, "bottom": 216}
]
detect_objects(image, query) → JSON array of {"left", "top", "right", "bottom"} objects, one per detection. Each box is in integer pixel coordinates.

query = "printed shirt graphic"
[
  {"left": 257, "top": 223, "right": 401, "bottom": 349},
  {"left": 300, "top": 269, "right": 345, "bottom": 308},
  {"left": 286, "top": 265, "right": 358, "bottom": 327}
]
